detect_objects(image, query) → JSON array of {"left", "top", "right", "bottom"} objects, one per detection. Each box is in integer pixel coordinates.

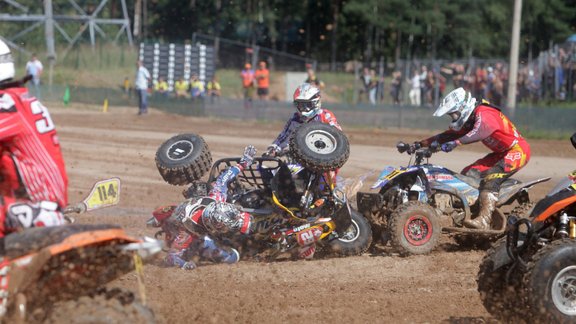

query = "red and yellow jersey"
[
  {"left": 0, "top": 88, "right": 68, "bottom": 207},
  {"left": 425, "top": 104, "right": 527, "bottom": 154}
]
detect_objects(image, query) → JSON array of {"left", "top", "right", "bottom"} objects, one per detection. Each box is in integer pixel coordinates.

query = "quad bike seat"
[
  {"left": 270, "top": 163, "right": 301, "bottom": 209},
  {"left": 454, "top": 173, "right": 519, "bottom": 189},
  {"left": 5, "top": 224, "right": 121, "bottom": 259}
]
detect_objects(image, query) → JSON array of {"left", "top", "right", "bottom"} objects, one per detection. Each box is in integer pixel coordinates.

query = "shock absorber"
[{"left": 556, "top": 212, "right": 569, "bottom": 239}]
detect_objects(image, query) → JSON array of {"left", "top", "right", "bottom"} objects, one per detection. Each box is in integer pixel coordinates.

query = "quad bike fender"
[
  {"left": 333, "top": 202, "right": 353, "bottom": 231},
  {"left": 370, "top": 166, "right": 421, "bottom": 190},
  {"left": 497, "top": 177, "right": 551, "bottom": 207},
  {"left": 428, "top": 183, "right": 472, "bottom": 220}
]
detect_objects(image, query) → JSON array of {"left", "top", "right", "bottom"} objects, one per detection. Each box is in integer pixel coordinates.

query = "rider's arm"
[
  {"left": 420, "top": 129, "right": 463, "bottom": 147},
  {"left": 317, "top": 109, "right": 342, "bottom": 130},
  {"left": 271, "top": 113, "right": 300, "bottom": 150},
  {"left": 209, "top": 165, "right": 243, "bottom": 202}
]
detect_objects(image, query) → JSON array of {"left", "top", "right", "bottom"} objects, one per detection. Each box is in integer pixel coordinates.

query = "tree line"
[{"left": 2, "top": 0, "right": 576, "bottom": 66}]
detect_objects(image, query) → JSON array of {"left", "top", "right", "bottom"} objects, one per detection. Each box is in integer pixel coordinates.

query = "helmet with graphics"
[
  {"left": 0, "top": 39, "right": 15, "bottom": 84},
  {"left": 201, "top": 201, "right": 243, "bottom": 234},
  {"left": 433, "top": 87, "right": 477, "bottom": 131},
  {"left": 293, "top": 83, "right": 321, "bottom": 121}
]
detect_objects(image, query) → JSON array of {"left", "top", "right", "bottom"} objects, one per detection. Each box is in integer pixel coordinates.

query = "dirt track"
[{"left": 53, "top": 104, "right": 574, "bottom": 323}]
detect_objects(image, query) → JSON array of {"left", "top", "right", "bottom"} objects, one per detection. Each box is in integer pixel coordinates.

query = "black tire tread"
[
  {"left": 476, "top": 237, "right": 526, "bottom": 322},
  {"left": 522, "top": 238, "right": 576, "bottom": 323},
  {"left": 289, "top": 123, "right": 350, "bottom": 172},
  {"left": 155, "top": 134, "right": 212, "bottom": 186},
  {"left": 388, "top": 201, "right": 440, "bottom": 256},
  {"left": 328, "top": 210, "right": 373, "bottom": 257}
]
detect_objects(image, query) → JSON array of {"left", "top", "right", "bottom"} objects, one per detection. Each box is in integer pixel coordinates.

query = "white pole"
[{"left": 506, "top": 0, "right": 523, "bottom": 116}]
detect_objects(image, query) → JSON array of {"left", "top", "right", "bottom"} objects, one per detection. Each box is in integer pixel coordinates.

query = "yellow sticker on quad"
[{"left": 83, "top": 178, "right": 121, "bottom": 211}]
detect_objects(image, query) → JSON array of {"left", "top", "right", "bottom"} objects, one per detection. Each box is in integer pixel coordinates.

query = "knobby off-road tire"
[
  {"left": 477, "top": 237, "right": 526, "bottom": 322},
  {"left": 44, "top": 288, "right": 155, "bottom": 324},
  {"left": 327, "top": 209, "right": 373, "bottom": 257},
  {"left": 522, "top": 238, "right": 576, "bottom": 323},
  {"left": 289, "top": 122, "right": 350, "bottom": 172},
  {"left": 156, "top": 133, "right": 212, "bottom": 185},
  {"left": 388, "top": 201, "right": 440, "bottom": 255}
]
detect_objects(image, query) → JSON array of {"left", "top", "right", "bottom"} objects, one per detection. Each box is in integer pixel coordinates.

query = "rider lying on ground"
[{"left": 156, "top": 145, "right": 324, "bottom": 270}]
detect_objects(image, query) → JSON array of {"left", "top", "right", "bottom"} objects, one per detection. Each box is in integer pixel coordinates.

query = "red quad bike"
[
  {"left": 0, "top": 181, "right": 163, "bottom": 323},
  {"left": 152, "top": 123, "right": 372, "bottom": 260},
  {"left": 477, "top": 133, "right": 576, "bottom": 323}
]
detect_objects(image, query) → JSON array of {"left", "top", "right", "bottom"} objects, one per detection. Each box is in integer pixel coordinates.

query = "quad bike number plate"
[{"left": 83, "top": 178, "right": 121, "bottom": 211}]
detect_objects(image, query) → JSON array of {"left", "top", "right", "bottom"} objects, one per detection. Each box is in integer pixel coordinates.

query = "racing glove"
[
  {"left": 239, "top": 145, "right": 257, "bottom": 168},
  {"left": 441, "top": 140, "right": 460, "bottom": 153},
  {"left": 263, "top": 144, "right": 280, "bottom": 157}
]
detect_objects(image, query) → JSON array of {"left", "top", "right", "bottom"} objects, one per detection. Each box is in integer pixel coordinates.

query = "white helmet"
[
  {"left": 433, "top": 87, "right": 476, "bottom": 131},
  {"left": 0, "top": 39, "right": 15, "bottom": 84},
  {"left": 293, "top": 83, "right": 321, "bottom": 121}
]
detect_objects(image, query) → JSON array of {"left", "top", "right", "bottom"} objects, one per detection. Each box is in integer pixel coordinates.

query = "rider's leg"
[
  {"left": 464, "top": 143, "right": 529, "bottom": 229},
  {"left": 200, "top": 235, "right": 240, "bottom": 264}
]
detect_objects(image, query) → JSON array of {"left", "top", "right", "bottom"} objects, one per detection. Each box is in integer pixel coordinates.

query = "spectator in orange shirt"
[
  {"left": 255, "top": 61, "right": 270, "bottom": 100},
  {"left": 240, "top": 63, "right": 255, "bottom": 108}
]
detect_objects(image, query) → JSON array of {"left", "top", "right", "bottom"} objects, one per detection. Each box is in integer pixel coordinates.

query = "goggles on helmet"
[{"left": 294, "top": 100, "right": 315, "bottom": 113}]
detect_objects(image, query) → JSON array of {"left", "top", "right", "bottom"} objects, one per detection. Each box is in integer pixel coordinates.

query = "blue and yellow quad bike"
[{"left": 357, "top": 141, "right": 550, "bottom": 256}]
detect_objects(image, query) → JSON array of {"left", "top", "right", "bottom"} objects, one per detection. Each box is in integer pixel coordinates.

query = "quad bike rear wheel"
[
  {"left": 155, "top": 133, "right": 212, "bottom": 185},
  {"left": 477, "top": 237, "right": 526, "bottom": 322},
  {"left": 388, "top": 201, "right": 440, "bottom": 255},
  {"left": 289, "top": 122, "right": 350, "bottom": 172},
  {"left": 327, "top": 209, "right": 373, "bottom": 256},
  {"left": 43, "top": 288, "right": 155, "bottom": 324},
  {"left": 522, "top": 238, "right": 576, "bottom": 323}
]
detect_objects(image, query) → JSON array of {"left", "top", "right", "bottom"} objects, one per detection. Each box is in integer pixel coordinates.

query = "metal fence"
[{"left": 40, "top": 84, "right": 574, "bottom": 138}]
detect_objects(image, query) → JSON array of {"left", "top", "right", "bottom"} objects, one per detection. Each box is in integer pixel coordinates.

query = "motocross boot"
[{"left": 464, "top": 191, "right": 498, "bottom": 230}]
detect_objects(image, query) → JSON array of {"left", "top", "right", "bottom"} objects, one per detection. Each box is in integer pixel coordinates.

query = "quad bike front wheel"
[
  {"left": 388, "top": 201, "right": 440, "bottom": 255},
  {"left": 289, "top": 122, "right": 350, "bottom": 172},
  {"left": 477, "top": 237, "right": 526, "bottom": 322},
  {"left": 326, "top": 209, "right": 373, "bottom": 256},
  {"left": 522, "top": 238, "right": 576, "bottom": 323},
  {"left": 155, "top": 133, "right": 212, "bottom": 185}
]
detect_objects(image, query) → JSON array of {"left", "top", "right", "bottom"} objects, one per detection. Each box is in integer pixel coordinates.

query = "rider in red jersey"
[
  {"left": 0, "top": 39, "right": 67, "bottom": 237},
  {"left": 419, "top": 87, "right": 530, "bottom": 230}
]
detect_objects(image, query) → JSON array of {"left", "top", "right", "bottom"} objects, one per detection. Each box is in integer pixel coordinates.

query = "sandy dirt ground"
[{"left": 52, "top": 103, "right": 574, "bottom": 323}]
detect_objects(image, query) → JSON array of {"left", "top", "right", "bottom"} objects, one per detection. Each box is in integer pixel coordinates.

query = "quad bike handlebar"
[{"left": 397, "top": 141, "right": 440, "bottom": 165}]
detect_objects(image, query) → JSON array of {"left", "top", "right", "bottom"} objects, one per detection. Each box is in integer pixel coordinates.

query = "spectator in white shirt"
[
  {"left": 134, "top": 60, "right": 151, "bottom": 115},
  {"left": 25, "top": 53, "right": 43, "bottom": 99}
]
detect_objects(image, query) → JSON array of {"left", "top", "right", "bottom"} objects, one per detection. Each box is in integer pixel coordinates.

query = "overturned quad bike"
[
  {"left": 153, "top": 122, "right": 372, "bottom": 260},
  {"left": 477, "top": 137, "right": 576, "bottom": 323},
  {"left": 357, "top": 141, "right": 550, "bottom": 255}
]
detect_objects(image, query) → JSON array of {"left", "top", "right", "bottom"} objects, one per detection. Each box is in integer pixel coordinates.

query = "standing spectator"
[
  {"left": 360, "top": 67, "right": 371, "bottom": 103},
  {"left": 368, "top": 69, "right": 378, "bottom": 105},
  {"left": 241, "top": 63, "right": 255, "bottom": 108},
  {"left": 134, "top": 60, "right": 151, "bottom": 115},
  {"left": 408, "top": 69, "right": 421, "bottom": 106},
  {"left": 25, "top": 53, "right": 43, "bottom": 99},
  {"left": 206, "top": 75, "right": 222, "bottom": 103},
  {"left": 390, "top": 70, "right": 402, "bottom": 105},
  {"left": 189, "top": 74, "right": 205, "bottom": 100},
  {"left": 254, "top": 61, "right": 270, "bottom": 100},
  {"left": 154, "top": 76, "right": 169, "bottom": 97},
  {"left": 122, "top": 76, "right": 132, "bottom": 98},
  {"left": 305, "top": 68, "right": 325, "bottom": 89},
  {"left": 419, "top": 65, "right": 428, "bottom": 106},
  {"left": 174, "top": 77, "right": 189, "bottom": 98},
  {"left": 424, "top": 70, "right": 435, "bottom": 108}
]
